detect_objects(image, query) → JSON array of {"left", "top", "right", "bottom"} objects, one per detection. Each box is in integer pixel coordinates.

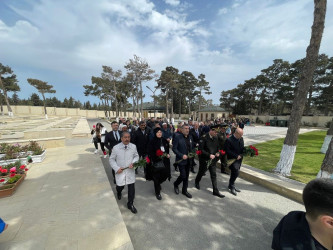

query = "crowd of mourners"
[{"left": 91, "top": 117, "right": 248, "bottom": 208}]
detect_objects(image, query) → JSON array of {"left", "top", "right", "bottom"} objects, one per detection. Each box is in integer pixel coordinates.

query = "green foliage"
[
  {"left": 243, "top": 131, "right": 326, "bottom": 183},
  {"left": 0, "top": 184, "right": 14, "bottom": 190},
  {"left": 6, "top": 175, "right": 22, "bottom": 184}
]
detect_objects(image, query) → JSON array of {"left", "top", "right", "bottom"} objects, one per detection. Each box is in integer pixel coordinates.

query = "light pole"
[{"left": 146, "top": 86, "right": 157, "bottom": 117}]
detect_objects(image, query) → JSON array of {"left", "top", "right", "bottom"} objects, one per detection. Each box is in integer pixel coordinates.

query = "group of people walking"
[{"left": 91, "top": 118, "right": 245, "bottom": 214}]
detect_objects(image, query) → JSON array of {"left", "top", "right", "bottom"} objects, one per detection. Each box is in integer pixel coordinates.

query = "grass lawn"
[{"left": 243, "top": 130, "right": 327, "bottom": 184}]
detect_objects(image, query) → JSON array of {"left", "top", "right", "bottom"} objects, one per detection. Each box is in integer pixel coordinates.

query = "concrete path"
[
  {"left": 88, "top": 119, "right": 306, "bottom": 250},
  {"left": 0, "top": 138, "right": 133, "bottom": 250}
]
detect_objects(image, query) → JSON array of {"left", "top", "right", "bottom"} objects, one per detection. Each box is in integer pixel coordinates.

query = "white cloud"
[
  {"left": 0, "top": 0, "right": 332, "bottom": 104},
  {"left": 164, "top": 0, "right": 180, "bottom": 7},
  {"left": 218, "top": 8, "right": 228, "bottom": 15}
]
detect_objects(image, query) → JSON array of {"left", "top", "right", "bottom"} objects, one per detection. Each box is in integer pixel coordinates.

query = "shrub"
[{"left": 6, "top": 175, "right": 22, "bottom": 184}]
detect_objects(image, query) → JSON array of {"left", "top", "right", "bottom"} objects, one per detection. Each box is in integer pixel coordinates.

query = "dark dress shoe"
[
  {"left": 156, "top": 194, "right": 162, "bottom": 200},
  {"left": 174, "top": 183, "right": 179, "bottom": 195},
  {"left": 191, "top": 169, "right": 196, "bottom": 174},
  {"left": 213, "top": 191, "right": 225, "bottom": 198},
  {"left": 127, "top": 205, "right": 137, "bottom": 214},
  {"left": 234, "top": 187, "right": 241, "bottom": 192},
  {"left": 229, "top": 188, "right": 237, "bottom": 196},
  {"left": 221, "top": 170, "right": 229, "bottom": 175},
  {"left": 195, "top": 182, "right": 200, "bottom": 190},
  {"left": 182, "top": 191, "right": 192, "bottom": 199},
  {"left": 117, "top": 192, "right": 122, "bottom": 200}
]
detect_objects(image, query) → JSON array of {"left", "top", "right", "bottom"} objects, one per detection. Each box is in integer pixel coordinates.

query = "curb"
[{"left": 217, "top": 162, "right": 305, "bottom": 204}]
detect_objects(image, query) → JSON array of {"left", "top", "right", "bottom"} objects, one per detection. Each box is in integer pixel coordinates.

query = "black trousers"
[
  {"left": 93, "top": 138, "right": 105, "bottom": 152},
  {"left": 195, "top": 161, "right": 218, "bottom": 192},
  {"left": 153, "top": 177, "right": 161, "bottom": 195},
  {"left": 174, "top": 162, "right": 190, "bottom": 192},
  {"left": 220, "top": 154, "right": 227, "bottom": 172},
  {"left": 229, "top": 159, "right": 242, "bottom": 188},
  {"left": 116, "top": 183, "right": 135, "bottom": 206}
]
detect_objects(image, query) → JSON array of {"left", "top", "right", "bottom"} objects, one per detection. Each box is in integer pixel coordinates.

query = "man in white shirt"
[{"left": 110, "top": 132, "right": 139, "bottom": 214}]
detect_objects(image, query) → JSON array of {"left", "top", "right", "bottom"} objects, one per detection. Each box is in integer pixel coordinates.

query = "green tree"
[
  {"left": 0, "top": 63, "right": 20, "bottom": 116},
  {"left": 30, "top": 93, "right": 43, "bottom": 106},
  {"left": 27, "top": 78, "right": 56, "bottom": 119},
  {"left": 197, "top": 74, "right": 211, "bottom": 113},
  {"left": 274, "top": 0, "right": 327, "bottom": 176},
  {"left": 11, "top": 92, "right": 20, "bottom": 105},
  {"left": 125, "top": 55, "right": 156, "bottom": 118}
]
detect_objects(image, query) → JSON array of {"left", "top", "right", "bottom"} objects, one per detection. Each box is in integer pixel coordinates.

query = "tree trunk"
[
  {"left": 42, "top": 93, "right": 48, "bottom": 119},
  {"left": 178, "top": 95, "right": 181, "bottom": 119},
  {"left": 321, "top": 118, "right": 333, "bottom": 153},
  {"left": 305, "top": 85, "right": 313, "bottom": 115},
  {"left": 166, "top": 90, "right": 169, "bottom": 120},
  {"left": 113, "top": 81, "right": 119, "bottom": 117},
  {"left": 317, "top": 136, "right": 333, "bottom": 178},
  {"left": 0, "top": 76, "right": 13, "bottom": 116},
  {"left": 0, "top": 93, "right": 3, "bottom": 115},
  {"left": 132, "top": 96, "right": 136, "bottom": 118},
  {"left": 171, "top": 91, "right": 174, "bottom": 119},
  {"left": 140, "top": 83, "right": 143, "bottom": 119},
  {"left": 257, "top": 88, "right": 266, "bottom": 115},
  {"left": 274, "top": 0, "right": 327, "bottom": 176}
]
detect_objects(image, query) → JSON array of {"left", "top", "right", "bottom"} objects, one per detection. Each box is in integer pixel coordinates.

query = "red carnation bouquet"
[
  {"left": 156, "top": 149, "right": 168, "bottom": 159},
  {"left": 244, "top": 145, "right": 259, "bottom": 157}
]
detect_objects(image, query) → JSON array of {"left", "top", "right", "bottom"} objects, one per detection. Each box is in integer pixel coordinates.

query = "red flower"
[
  {"left": 255, "top": 151, "right": 258, "bottom": 156},
  {"left": 196, "top": 150, "right": 202, "bottom": 155},
  {"left": 219, "top": 150, "right": 226, "bottom": 155},
  {"left": 145, "top": 156, "right": 150, "bottom": 164},
  {"left": 0, "top": 179, "right": 5, "bottom": 182},
  {"left": 20, "top": 165, "right": 25, "bottom": 170},
  {"left": 10, "top": 173, "right": 16, "bottom": 177},
  {"left": 1, "top": 169, "right": 8, "bottom": 173},
  {"left": 156, "top": 149, "right": 164, "bottom": 157},
  {"left": 25, "top": 168, "right": 29, "bottom": 171}
]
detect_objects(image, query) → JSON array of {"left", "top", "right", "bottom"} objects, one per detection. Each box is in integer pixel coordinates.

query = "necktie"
[
  {"left": 125, "top": 146, "right": 127, "bottom": 150},
  {"left": 114, "top": 132, "right": 118, "bottom": 141},
  {"left": 196, "top": 130, "right": 199, "bottom": 137}
]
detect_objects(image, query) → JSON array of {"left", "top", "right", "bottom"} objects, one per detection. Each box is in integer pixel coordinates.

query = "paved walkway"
[
  {"left": 88, "top": 119, "right": 308, "bottom": 250},
  {"left": 0, "top": 119, "right": 317, "bottom": 250},
  {"left": 0, "top": 136, "right": 133, "bottom": 249}
]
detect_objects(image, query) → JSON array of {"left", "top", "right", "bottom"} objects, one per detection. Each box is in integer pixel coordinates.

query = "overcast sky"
[{"left": 0, "top": 0, "right": 332, "bottom": 105}]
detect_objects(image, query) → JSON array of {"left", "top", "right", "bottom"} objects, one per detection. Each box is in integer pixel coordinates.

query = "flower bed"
[
  {"left": 0, "top": 141, "right": 45, "bottom": 166},
  {"left": 0, "top": 161, "right": 29, "bottom": 198}
]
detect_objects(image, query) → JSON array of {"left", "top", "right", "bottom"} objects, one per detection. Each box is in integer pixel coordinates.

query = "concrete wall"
[
  {"left": 237, "top": 115, "right": 332, "bottom": 127},
  {"left": 2, "top": 105, "right": 165, "bottom": 119}
]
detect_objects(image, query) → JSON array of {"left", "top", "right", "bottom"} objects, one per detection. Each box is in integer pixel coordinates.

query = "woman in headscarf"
[{"left": 147, "top": 127, "right": 171, "bottom": 200}]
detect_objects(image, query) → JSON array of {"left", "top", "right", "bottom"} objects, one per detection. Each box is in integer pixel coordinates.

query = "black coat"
[
  {"left": 224, "top": 135, "right": 244, "bottom": 160},
  {"left": 104, "top": 131, "right": 122, "bottom": 152},
  {"left": 172, "top": 133, "right": 194, "bottom": 167},
  {"left": 146, "top": 136, "right": 171, "bottom": 182},
  {"left": 189, "top": 128, "right": 202, "bottom": 145},
  {"left": 272, "top": 211, "right": 324, "bottom": 250},
  {"left": 131, "top": 128, "right": 151, "bottom": 156}
]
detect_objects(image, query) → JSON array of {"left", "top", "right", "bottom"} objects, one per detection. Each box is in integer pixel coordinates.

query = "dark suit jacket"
[
  {"left": 131, "top": 128, "right": 150, "bottom": 156},
  {"left": 172, "top": 133, "right": 194, "bottom": 166},
  {"left": 189, "top": 128, "right": 202, "bottom": 145},
  {"left": 104, "top": 130, "right": 122, "bottom": 152}
]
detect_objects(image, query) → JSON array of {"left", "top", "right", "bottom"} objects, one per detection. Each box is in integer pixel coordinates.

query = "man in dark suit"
[
  {"left": 189, "top": 121, "right": 202, "bottom": 173},
  {"left": 104, "top": 121, "right": 122, "bottom": 183},
  {"left": 224, "top": 128, "right": 244, "bottom": 196},
  {"left": 195, "top": 125, "right": 225, "bottom": 198},
  {"left": 172, "top": 124, "right": 194, "bottom": 199},
  {"left": 218, "top": 123, "right": 229, "bottom": 175},
  {"left": 131, "top": 121, "right": 151, "bottom": 174}
]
